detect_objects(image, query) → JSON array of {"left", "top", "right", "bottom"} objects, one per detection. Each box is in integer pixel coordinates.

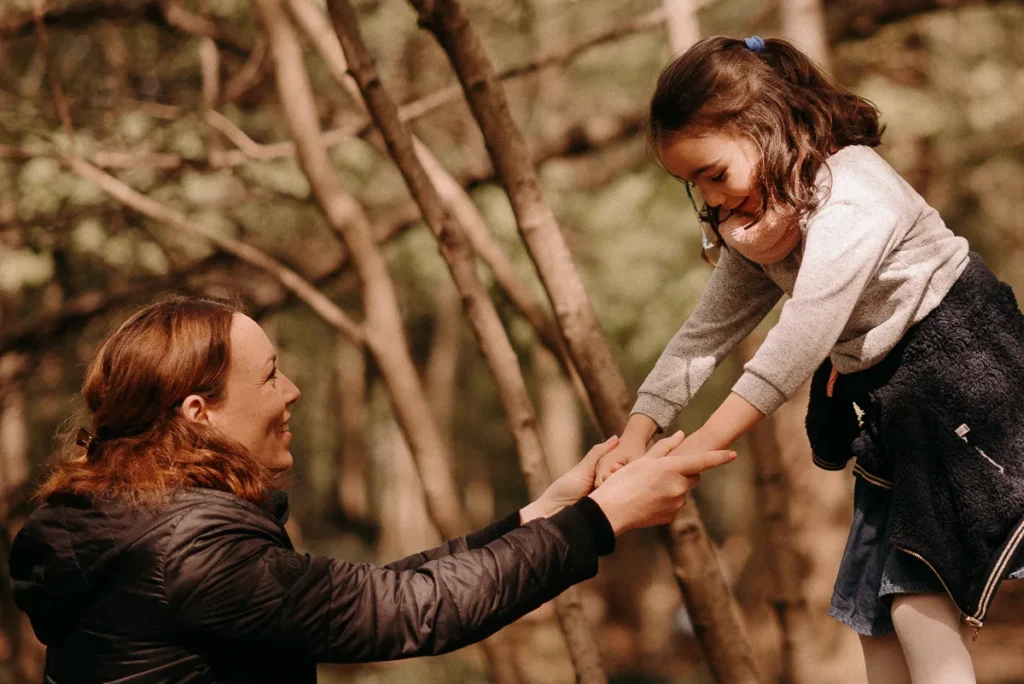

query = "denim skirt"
[{"left": 830, "top": 477, "right": 1024, "bottom": 636}]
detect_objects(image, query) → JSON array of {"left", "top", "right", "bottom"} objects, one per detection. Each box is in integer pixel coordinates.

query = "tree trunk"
[
  {"left": 663, "top": 0, "right": 700, "bottom": 55},
  {"left": 736, "top": 336, "right": 803, "bottom": 683},
  {"left": 253, "top": 2, "right": 523, "bottom": 681},
  {"left": 335, "top": 337, "right": 370, "bottom": 524},
  {"left": 325, "top": 1, "right": 607, "bottom": 679},
  {"left": 406, "top": 0, "right": 760, "bottom": 679},
  {"left": 288, "top": 0, "right": 598, "bottom": 427},
  {"left": 425, "top": 279, "right": 462, "bottom": 445},
  {"left": 781, "top": 0, "right": 832, "bottom": 71},
  {"left": 535, "top": 344, "right": 581, "bottom": 480},
  {"left": 0, "top": 354, "right": 44, "bottom": 684}
]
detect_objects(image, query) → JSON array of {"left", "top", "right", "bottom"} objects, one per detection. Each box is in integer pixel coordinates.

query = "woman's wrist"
[{"left": 587, "top": 490, "right": 627, "bottom": 536}]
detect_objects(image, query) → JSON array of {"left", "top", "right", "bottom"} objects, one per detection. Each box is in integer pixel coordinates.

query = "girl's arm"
[
  {"left": 615, "top": 393, "right": 762, "bottom": 465},
  {"left": 632, "top": 246, "right": 782, "bottom": 430},
  {"left": 674, "top": 392, "right": 765, "bottom": 454},
  {"left": 596, "top": 249, "right": 781, "bottom": 483}
]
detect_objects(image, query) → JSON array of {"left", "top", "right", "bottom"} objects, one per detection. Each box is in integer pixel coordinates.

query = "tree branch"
[
  {"left": 255, "top": 0, "right": 472, "bottom": 538},
  {"left": 327, "top": 1, "right": 606, "bottom": 680},
  {"left": 63, "top": 155, "right": 364, "bottom": 341},
  {"left": 289, "top": 0, "right": 597, "bottom": 421},
  {"left": 410, "top": 0, "right": 632, "bottom": 437},
  {"left": 824, "top": 0, "right": 1004, "bottom": 43},
  {"left": 409, "top": 0, "right": 760, "bottom": 680}
]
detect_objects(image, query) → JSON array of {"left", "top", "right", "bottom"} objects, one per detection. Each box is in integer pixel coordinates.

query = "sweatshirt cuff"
[
  {"left": 732, "top": 371, "right": 787, "bottom": 415},
  {"left": 631, "top": 393, "right": 682, "bottom": 431},
  {"left": 465, "top": 511, "right": 522, "bottom": 550}
]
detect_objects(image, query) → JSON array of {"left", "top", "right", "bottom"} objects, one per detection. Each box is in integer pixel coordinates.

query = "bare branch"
[
  {"left": 32, "top": 0, "right": 75, "bottom": 152},
  {"left": 824, "top": 0, "right": 1004, "bottom": 42},
  {"left": 199, "top": 35, "right": 224, "bottom": 165},
  {"left": 255, "top": 0, "right": 470, "bottom": 539},
  {"left": 222, "top": 36, "right": 267, "bottom": 104},
  {"left": 63, "top": 155, "right": 364, "bottom": 341},
  {"left": 329, "top": 2, "right": 608, "bottom": 679},
  {"left": 289, "top": 0, "right": 597, "bottom": 425},
  {"left": 410, "top": 0, "right": 761, "bottom": 680},
  {"left": 782, "top": 0, "right": 832, "bottom": 71},
  {"left": 157, "top": 0, "right": 252, "bottom": 54},
  {"left": 410, "top": 0, "right": 632, "bottom": 436}
]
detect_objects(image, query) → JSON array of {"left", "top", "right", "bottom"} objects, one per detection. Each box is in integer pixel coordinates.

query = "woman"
[{"left": 8, "top": 294, "right": 734, "bottom": 683}]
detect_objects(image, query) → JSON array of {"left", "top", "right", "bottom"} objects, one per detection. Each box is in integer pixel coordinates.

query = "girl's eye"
[{"left": 710, "top": 171, "right": 726, "bottom": 183}]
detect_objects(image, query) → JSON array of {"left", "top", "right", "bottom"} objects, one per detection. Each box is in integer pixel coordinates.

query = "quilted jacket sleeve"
[
  {"left": 163, "top": 501, "right": 598, "bottom": 663},
  {"left": 382, "top": 511, "right": 522, "bottom": 573}
]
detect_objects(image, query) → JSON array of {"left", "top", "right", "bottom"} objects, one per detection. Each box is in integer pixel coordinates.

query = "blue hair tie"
[{"left": 744, "top": 36, "right": 765, "bottom": 52}]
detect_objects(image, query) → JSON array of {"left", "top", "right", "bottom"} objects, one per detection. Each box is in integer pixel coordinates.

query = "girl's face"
[{"left": 658, "top": 131, "right": 761, "bottom": 217}]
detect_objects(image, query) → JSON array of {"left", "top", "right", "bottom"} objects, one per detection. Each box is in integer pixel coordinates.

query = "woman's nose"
[{"left": 282, "top": 374, "right": 301, "bottom": 405}]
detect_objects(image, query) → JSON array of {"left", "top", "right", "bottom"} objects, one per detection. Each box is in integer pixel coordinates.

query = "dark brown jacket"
[{"left": 10, "top": 487, "right": 611, "bottom": 682}]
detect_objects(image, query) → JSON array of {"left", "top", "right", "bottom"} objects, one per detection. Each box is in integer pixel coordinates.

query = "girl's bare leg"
[
  {"left": 891, "top": 593, "right": 976, "bottom": 684},
  {"left": 860, "top": 632, "right": 912, "bottom": 684}
]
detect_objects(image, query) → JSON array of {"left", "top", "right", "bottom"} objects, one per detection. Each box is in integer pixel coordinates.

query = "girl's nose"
[{"left": 703, "top": 189, "right": 727, "bottom": 207}]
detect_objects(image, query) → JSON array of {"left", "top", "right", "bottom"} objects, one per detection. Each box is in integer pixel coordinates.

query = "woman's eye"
[
  {"left": 710, "top": 171, "right": 726, "bottom": 183},
  {"left": 268, "top": 369, "right": 279, "bottom": 386}
]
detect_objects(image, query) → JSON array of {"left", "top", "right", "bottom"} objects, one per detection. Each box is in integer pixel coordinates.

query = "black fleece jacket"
[
  {"left": 9, "top": 487, "right": 613, "bottom": 683},
  {"left": 806, "top": 253, "right": 1024, "bottom": 626}
]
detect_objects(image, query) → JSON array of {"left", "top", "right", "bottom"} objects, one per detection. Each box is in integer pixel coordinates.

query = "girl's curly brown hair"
[{"left": 648, "top": 36, "right": 885, "bottom": 223}]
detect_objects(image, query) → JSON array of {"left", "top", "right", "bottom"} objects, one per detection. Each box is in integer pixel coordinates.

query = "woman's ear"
[{"left": 182, "top": 395, "right": 209, "bottom": 424}]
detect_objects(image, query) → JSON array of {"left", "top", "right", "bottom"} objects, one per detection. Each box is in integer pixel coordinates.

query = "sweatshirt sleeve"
[
  {"left": 733, "top": 195, "right": 904, "bottom": 415},
  {"left": 633, "top": 246, "right": 783, "bottom": 430}
]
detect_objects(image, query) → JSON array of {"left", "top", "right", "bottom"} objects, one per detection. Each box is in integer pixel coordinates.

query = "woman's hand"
[
  {"left": 589, "top": 431, "right": 736, "bottom": 535},
  {"left": 519, "top": 435, "right": 621, "bottom": 523}
]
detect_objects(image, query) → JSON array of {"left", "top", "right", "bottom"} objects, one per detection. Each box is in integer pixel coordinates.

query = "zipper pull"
[{"left": 964, "top": 615, "right": 983, "bottom": 641}]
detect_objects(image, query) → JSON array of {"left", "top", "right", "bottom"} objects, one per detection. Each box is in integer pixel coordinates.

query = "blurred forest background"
[{"left": 1, "top": 0, "right": 1024, "bottom": 682}]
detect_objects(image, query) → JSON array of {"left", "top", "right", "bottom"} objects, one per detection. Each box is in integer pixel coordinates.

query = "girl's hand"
[
  {"left": 594, "top": 413, "right": 659, "bottom": 486},
  {"left": 593, "top": 437, "right": 646, "bottom": 487},
  {"left": 589, "top": 431, "right": 736, "bottom": 535}
]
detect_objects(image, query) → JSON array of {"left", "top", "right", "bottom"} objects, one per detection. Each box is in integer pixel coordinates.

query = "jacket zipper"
[
  {"left": 895, "top": 514, "right": 1024, "bottom": 642},
  {"left": 975, "top": 517, "right": 1024, "bottom": 624},
  {"left": 892, "top": 544, "right": 983, "bottom": 640}
]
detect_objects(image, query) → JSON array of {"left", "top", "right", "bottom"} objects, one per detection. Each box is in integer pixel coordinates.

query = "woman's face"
[
  {"left": 205, "top": 314, "right": 301, "bottom": 471},
  {"left": 658, "top": 131, "right": 761, "bottom": 217}
]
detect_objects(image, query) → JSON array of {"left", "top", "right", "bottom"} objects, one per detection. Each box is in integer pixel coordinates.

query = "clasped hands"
[{"left": 522, "top": 430, "right": 735, "bottom": 536}]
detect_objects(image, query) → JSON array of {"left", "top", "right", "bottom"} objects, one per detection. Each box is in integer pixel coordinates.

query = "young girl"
[{"left": 594, "top": 36, "right": 1024, "bottom": 682}]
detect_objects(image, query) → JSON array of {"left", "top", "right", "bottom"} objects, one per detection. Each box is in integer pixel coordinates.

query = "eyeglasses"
[{"left": 685, "top": 182, "right": 722, "bottom": 267}]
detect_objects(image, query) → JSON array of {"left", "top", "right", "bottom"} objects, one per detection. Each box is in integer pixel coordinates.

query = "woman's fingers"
[
  {"left": 642, "top": 430, "right": 686, "bottom": 460},
  {"left": 582, "top": 435, "right": 620, "bottom": 466},
  {"left": 662, "top": 449, "right": 737, "bottom": 476}
]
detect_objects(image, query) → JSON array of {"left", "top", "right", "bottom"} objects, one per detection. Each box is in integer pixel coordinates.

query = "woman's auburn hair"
[
  {"left": 37, "top": 294, "right": 276, "bottom": 506},
  {"left": 648, "top": 36, "right": 885, "bottom": 220}
]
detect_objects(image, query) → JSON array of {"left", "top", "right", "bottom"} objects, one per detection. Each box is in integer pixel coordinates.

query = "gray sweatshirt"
[{"left": 633, "top": 145, "right": 970, "bottom": 428}]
